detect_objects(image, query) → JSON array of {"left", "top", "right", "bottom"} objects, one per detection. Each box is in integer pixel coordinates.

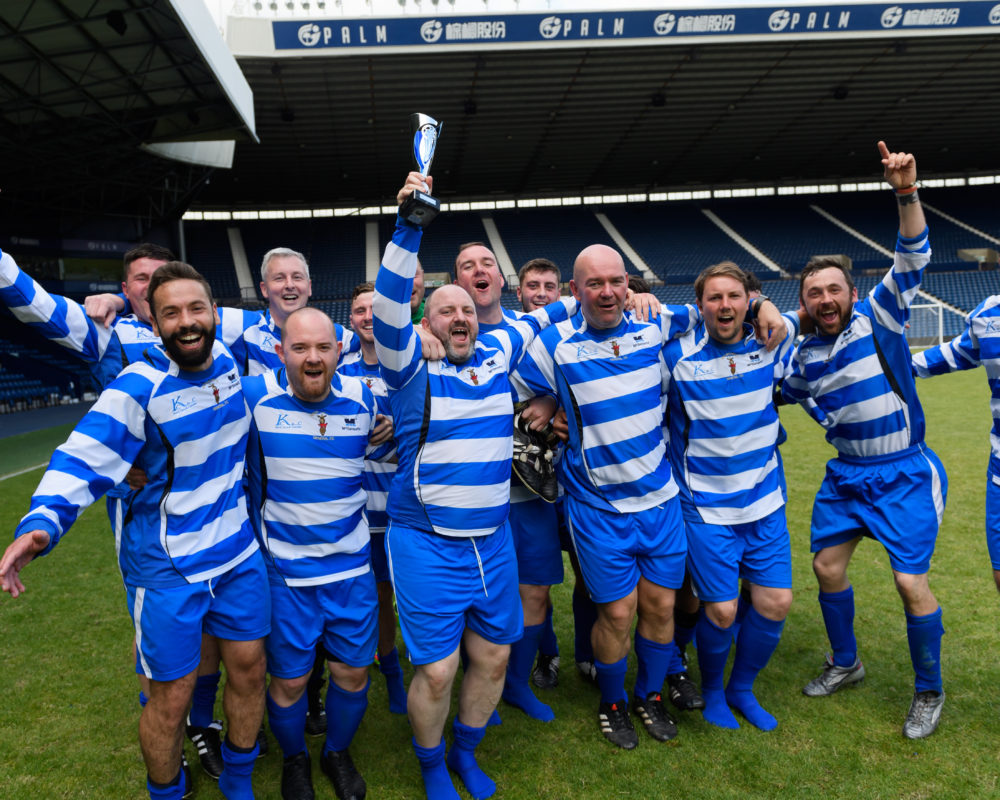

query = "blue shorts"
[
  {"left": 985, "top": 463, "right": 1000, "bottom": 571},
  {"left": 369, "top": 530, "right": 389, "bottom": 583},
  {"left": 683, "top": 505, "right": 792, "bottom": 603},
  {"left": 811, "top": 443, "right": 947, "bottom": 574},
  {"left": 386, "top": 522, "right": 522, "bottom": 666},
  {"left": 509, "top": 498, "right": 564, "bottom": 587},
  {"left": 564, "top": 494, "right": 686, "bottom": 604},
  {"left": 266, "top": 571, "right": 378, "bottom": 678},
  {"left": 128, "top": 551, "right": 270, "bottom": 682}
]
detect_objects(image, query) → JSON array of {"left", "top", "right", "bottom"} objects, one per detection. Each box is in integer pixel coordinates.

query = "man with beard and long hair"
[{"left": 1, "top": 262, "right": 269, "bottom": 800}]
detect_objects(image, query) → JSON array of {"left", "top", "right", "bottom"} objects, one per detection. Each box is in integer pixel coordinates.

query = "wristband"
[{"left": 894, "top": 183, "right": 919, "bottom": 195}]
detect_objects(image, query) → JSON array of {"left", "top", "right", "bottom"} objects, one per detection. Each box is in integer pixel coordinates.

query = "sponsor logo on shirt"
[
  {"left": 171, "top": 396, "right": 197, "bottom": 414},
  {"left": 575, "top": 343, "right": 600, "bottom": 360},
  {"left": 693, "top": 363, "right": 715, "bottom": 377},
  {"left": 276, "top": 413, "right": 303, "bottom": 429}
]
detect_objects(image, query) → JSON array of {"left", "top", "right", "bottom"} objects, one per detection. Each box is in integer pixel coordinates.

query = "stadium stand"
[
  {"left": 380, "top": 212, "right": 492, "bottom": 279},
  {"left": 713, "top": 196, "right": 886, "bottom": 273},
  {"left": 923, "top": 271, "right": 1000, "bottom": 314},
  {"left": 603, "top": 203, "right": 762, "bottom": 281},
  {"left": 491, "top": 207, "right": 639, "bottom": 278},
  {"left": 240, "top": 216, "right": 367, "bottom": 301},
  {"left": 183, "top": 221, "right": 241, "bottom": 302}
]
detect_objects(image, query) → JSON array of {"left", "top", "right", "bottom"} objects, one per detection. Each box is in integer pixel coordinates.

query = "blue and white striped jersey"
[
  {"left": 372, "top": 216, "right": 576, "bottom": 538},
  {"left": 782, "top": 229, "right": 932, "bottom": 458},
  {"left": 0, "top": 249, "right": 268, "bottom": 383},
  {"left": 243, "top": 370, "right": 376, "bottom": 587},
  {"left": 663, "top": 314, "right": 798, "bottom": 525},
  {"left": 15, "top": 341, "right": 258, "bottom": 587},
  {"left": 337, "top": 351, "right": 396, "bottom": 533},
  {"left": 913, "top": 295, "right": 1000, "bottom": 470},
  {"left": 511, "top": 305, "right": 700, "bottom": 514}
]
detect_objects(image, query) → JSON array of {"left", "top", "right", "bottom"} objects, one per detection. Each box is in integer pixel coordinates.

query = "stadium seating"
[{"left": 184, "top": 221, "right": 241, "bottom": 302}]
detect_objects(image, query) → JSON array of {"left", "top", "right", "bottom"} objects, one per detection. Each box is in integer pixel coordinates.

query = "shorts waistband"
[{"left": 835, "top": 441, "right": 925, "bottom": 466}]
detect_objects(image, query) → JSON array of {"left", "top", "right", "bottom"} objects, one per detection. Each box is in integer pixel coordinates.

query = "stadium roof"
[
  {"left": 195, "top": 2, "right": 1000, "bottom": 209},
  {"left": 0, "top": 0, "right": 256, "bottom": 230}
]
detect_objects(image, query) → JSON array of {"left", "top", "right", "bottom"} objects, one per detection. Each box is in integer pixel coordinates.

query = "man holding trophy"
[{"left": 373, "top": 116, "right": 581, "bottom": 800}]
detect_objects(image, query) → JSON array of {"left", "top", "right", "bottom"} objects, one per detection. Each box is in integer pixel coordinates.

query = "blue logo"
[
  {"left": 575, "top": 343, "right": 599, "bottom": 359},
  {"left": 693, "top": 363, "right": 715, "bottom": 377},
  {"left": 260, "top": 334, "right": 275, "bottom": 349},
  {"left": 986, "top": 320, "right": 1000, "bottom": 334},
  {"left": 171, "top": 396, "right": 197, "bottom": 414},
  {"left": 275, "top": 413, "right": 302, "bottom": 429}
]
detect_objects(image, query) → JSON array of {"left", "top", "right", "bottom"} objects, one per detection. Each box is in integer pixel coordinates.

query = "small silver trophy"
[{"left": 400, "top": 113, "right": 442, "bottom": 227}]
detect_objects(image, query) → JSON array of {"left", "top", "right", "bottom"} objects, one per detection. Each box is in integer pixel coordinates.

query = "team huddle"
[{"left": 1, "top": 142, "right": 983, "bottom": 800}]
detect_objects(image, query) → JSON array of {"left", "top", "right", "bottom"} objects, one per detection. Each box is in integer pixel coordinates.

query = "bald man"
[
  {"left": 513, "top": 244, "right": 785, "bottom": 749},
  {"left": 373, "top": 172, "right": 579, "bottom": 800},
  {"left": 243, "top": 307, "right": 380, "bottom": 800}
]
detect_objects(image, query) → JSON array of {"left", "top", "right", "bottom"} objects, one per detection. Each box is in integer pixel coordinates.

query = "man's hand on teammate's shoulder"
[
  {"left": 369, "top": 414, "right": 394, "bottom": 446},
  {"left": 0, "top": 530, "right": 51, "bottom": 598},
  {"left": 84, "top": 293, "right": 126, "bottom": 328},
  {"left": 752, "top": 298, "right": 785, "bottom": 351},
  {"left": 625, "top": 290, "right": 661, "bottom": 321},
  {"left": 415, "top": 326, "right": 446, "bottom": 361}
]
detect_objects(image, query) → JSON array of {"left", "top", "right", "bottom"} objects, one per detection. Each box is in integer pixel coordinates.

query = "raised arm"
[
  {"left": 372, "top": 173, "right": 428, "bottom": 389},
  {"left": 0, "top": 249, "right": 111, "bottom": 363}
]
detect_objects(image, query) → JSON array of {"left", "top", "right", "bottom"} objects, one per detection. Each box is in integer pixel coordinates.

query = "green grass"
[
  {"left": 0, "top": 369, "right": 995, "bottom": 799},
  {"left": 0, "top": 422, "right": 75, "bottom": 476}
]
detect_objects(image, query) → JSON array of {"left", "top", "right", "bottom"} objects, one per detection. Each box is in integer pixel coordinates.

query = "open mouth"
[
  {"left": 175, "top": 331, "right": 204, "bottom": 351},
  {"left": 474, "top": 279, "right": 490, "bottom": 291},
  {"left": 818, "top": 306, "right": 840, "bottom": 327},
  {"left": 450, "top": 325, "right": 470, "bottom": 344}
]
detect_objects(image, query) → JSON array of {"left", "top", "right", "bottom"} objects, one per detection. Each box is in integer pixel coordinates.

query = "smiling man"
[
  {"left": 374, "top": 172, "right": 578, "bottom": 800},
  {"left": 243, "top": 306, "right": 378, "bottom": 800},
  {"left": 512, "top": 244, "right": 786, "bottom": 750},
  {"left": 663, "top": 261, "right": 799, "bottom": 732},
  {"left": 783, "top": 142, "right": 948, "bottom": 739},
  {"left": 1, "top": 262, "right": 269, "bottom": 800}
]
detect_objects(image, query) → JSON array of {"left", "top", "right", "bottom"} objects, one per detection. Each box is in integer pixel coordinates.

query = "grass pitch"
[{"left": 0, "top": 369, "right": 996, "bottom": 799}]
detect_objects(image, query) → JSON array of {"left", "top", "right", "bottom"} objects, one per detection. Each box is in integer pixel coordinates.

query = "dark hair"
[
  {"left": 124, "top": 243, "right": 175, "bottom": 280},
  {"left": 694, "top": 261, "right": 749, "bottom": 301},
  {"left": 742, "top": 269, "right": 763, "bottom": 295},
  {"left": 799, "top": 256, "right": 854, "bottom": 300},
  {"left": 351, "top": 281, "right": 375, "bottom": 302},
  {"left": 518, "top": 258, "right": 561, "bottom": 285},
  {"left": 627, "top": 275, "right": 651, "bottom": 294},
  {"left": 147, "top": 262, "right": 214, "bottom": 320}
]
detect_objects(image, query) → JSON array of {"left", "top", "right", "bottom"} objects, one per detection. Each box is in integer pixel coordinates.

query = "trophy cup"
[{"left": 400, "top": 113, "right": 443, "bottom": 227}]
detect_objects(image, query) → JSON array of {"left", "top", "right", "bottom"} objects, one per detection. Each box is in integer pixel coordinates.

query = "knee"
[
  {"left": 812, "top": 553, "right": 846, "bottom": 587},
  {"left": 753, "top": 589, "right": 792, "bottom": 621},
  {"left": 416, "top": 662, "right": 457, "bottom": 699},
  {"left": 330, "top": 665, "right": 369, "bottom": 694},
  {"left": 893, "top": 571, "right": 931, "bottom": 606},
  {"left": 599, "top": 598, "right": 637, "bottom": 633},
  {"left": 268, "top": 674, "right": 309, "bottom": 705},
  {"left": 704, "top": 600, "right": 738, "bottom": 629}
]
